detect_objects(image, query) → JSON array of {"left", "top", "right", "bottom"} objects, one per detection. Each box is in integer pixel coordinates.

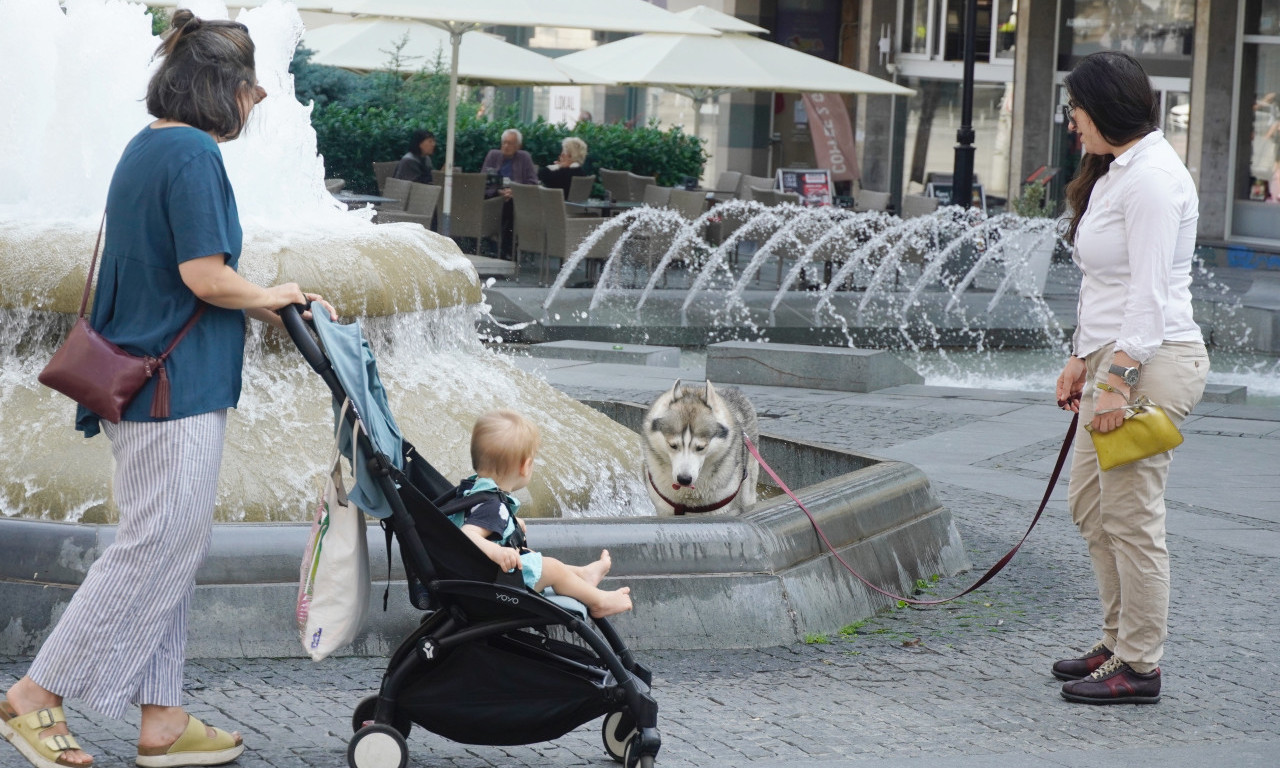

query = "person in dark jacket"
[
  {"left": 392, "top": 129, "right": 435, "bottom": 184},
  {"left": 538, "top": 136, "right": 589, "bottom": 198}
]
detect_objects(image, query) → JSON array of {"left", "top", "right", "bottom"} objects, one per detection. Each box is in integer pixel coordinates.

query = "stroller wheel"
[
  {"left": 623, "top": 735, "right": 655, "bottom": 768},
  {"left": 352, "top": 695, "right": 412, "bottom": 739},
  {"left": 348, "top": 724, "right": 408, "bottom": 768},
  {"left": 601, "top": 709, "right": 637, "bottom": 762}
]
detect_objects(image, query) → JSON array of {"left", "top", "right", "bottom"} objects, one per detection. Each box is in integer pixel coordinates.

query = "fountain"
[
  {"left": 502, "top": 199, "right": 1067, "bottom": 352},
  {"left": 0, "top": 0, "right": 644, "bottom": 523},
  {"left": 0, "top": 0, "right": 968, "bottom": 656}
]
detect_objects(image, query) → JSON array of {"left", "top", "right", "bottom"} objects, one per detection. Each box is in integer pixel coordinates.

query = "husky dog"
[{"left": 642, "top": 380, "right": 759, "bottom": 516}]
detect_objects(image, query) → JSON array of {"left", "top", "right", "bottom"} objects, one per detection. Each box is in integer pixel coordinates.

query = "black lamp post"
[{"left": 952, "top": 0, "right": 978, "bottom": 209}]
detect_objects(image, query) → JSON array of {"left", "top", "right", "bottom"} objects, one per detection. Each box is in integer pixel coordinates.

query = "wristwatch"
[{"left": 1108, "top": 363, "right": 1140, "bottom": 387}]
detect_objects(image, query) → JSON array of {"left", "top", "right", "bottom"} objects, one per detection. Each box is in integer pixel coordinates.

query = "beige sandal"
[
  {"left": 0, "top": 701, "right": 94, "bottom": 768},
  {"left": 135, "top": 715, "right": 243, "bottom": 768}
]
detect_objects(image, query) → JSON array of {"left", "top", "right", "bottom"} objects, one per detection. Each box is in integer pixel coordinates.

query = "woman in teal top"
[{"left": 3, "top": 12, "right": 333, "bottom": 768}]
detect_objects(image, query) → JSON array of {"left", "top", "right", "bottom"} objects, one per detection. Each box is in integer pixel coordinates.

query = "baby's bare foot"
[
  {"left": 580, "top": 549, "right": 613, "bottom": 587},
  {"left": 589, "top": 586, "right": 632, "bottom": 618}
]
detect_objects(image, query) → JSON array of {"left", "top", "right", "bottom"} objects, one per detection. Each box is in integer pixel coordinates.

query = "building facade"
[{"left": 737, "top": 0, "right": 1280, "bottom": 261}]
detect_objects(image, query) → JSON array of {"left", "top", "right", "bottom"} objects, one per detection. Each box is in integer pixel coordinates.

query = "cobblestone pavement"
[{"left": 3, "top": 379, "right": 1278, "bottom": 767}]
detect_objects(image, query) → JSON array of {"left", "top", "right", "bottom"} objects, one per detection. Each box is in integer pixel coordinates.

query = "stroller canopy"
[{"left": 312, "top": 304, "right": 404, "bottom": 519}]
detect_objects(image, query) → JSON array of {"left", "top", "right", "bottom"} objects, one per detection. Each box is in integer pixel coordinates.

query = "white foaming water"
[
  {"left": 547, "top": 202, "right": 1069, "bottom": 351},
  {"left": 0, "top": 0, "right": 648, "bottom": 521},
  {"left": 0, "top": 0, "right": 349, "bottom": 232}
]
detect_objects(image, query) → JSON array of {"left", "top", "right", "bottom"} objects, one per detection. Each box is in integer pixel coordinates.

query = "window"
[
  {"left": 902, "top": 78, "right": 1014, "bottom": 197},
  {"left": 1057, "top": 0, "right": 1195, "bottom": 78},
  {"left": 1232, "top": 2, "right": 1280, "bottom": 239},
  {"left": 898, "top": 0, "right": 1016, "bottom": 64}
]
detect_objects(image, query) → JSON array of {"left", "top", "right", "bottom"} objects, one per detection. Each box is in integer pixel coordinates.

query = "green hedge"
[{"left": 297, "top": 50, "right": 706, "bottom": 193}]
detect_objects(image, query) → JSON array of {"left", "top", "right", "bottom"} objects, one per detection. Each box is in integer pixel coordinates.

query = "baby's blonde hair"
[{"left": 471, "top": 409, "right": 541, "bottom": 477}]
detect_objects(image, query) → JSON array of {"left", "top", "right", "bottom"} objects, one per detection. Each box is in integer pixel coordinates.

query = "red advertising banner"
[{"left": 802, "top": 93, "right": 860, "bottom": 184}]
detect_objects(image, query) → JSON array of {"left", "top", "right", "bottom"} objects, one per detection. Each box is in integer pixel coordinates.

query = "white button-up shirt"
[{"left": 1071, "top": 130, "right": 1202, "bottom": 363}]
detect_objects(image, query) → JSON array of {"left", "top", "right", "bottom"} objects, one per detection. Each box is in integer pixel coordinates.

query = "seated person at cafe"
[
  {"left": 538, "top": 136, "right": 590, "bottom": 199},
  {"left": 480, "top": 128, "right": 538, "bottom": 258},
  {"left": 392, "top": 129, "right": 436, "bottom": 184},
  {"left": 481, "top": 128, "right": 539, "bottom": 199}
]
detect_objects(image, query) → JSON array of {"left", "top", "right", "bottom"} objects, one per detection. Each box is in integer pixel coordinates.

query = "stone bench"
[
  {"left": 706, "top": 341, "right": 923, "bottom": 392},
  {"left": 524, "top": 340, "right": 681, "bottom": 367},
  {"left": 1202, "top": 383, "right": 1247, "bottom": 404}
]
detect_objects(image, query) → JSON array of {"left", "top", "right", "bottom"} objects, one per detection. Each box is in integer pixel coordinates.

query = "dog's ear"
[
  {"left": 669, "top": 378, "right": 682, "bottom": 401},
  {"left": 703, "top": 379, "right": 717, "bottom": 404}
]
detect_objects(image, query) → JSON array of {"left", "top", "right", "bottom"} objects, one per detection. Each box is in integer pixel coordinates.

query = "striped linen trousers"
[{"left": 28, "top": 410, "right": 226, "bottom": 720}]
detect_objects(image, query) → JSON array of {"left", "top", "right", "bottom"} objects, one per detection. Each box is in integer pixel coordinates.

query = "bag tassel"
[{"left": 150, "top": 361, "right": 170, "bottom": 419}]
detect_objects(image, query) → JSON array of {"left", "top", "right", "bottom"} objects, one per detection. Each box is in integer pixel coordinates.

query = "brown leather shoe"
[
  {"left": 1060, "top": 656, "right": 1161, "bottom": 704},
  {"left": 1051, "top": 642, "right": 1113, "bottom": 681}
]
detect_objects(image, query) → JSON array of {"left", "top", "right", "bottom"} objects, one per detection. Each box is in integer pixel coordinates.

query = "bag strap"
[{"left": 78, "top": 215, "right": 106, "bottom": 319}]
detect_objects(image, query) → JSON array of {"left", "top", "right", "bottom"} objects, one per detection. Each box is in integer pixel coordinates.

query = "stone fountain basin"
[{"left": 0, "top": 402, "right": 967, "bottom": 655}]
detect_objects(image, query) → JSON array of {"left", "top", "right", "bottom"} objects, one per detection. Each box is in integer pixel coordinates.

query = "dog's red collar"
[{"left": 647, "top": 470, "right": 745, "bottom": 516}]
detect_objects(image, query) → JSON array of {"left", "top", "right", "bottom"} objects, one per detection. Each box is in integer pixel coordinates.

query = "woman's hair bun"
[{"left": 170, "top": 9, "right": 200, "bottom": 33}]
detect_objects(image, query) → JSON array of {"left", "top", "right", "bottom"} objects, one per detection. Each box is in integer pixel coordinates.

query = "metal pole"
[
  {"left": 952, "top": 0, "right": 978, "bottom": 209},
  {"left": 440, "top": 27, "right": 462, "bottom": 237}
]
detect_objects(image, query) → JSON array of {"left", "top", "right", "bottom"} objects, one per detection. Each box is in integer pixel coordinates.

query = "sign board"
[
  {"left": 925, "top": 181, "right": 987, "bottom": 213},
  {"left": 548, "top": 86, "right": 581, "bottom": 126},
  {"left": 777, "top": 168, "right": 834, "bottom": 207}
]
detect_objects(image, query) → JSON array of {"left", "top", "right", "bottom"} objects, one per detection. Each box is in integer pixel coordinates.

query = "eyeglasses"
[{"left": 1062, "top": 103, "right": 1076, "bottom": 127}]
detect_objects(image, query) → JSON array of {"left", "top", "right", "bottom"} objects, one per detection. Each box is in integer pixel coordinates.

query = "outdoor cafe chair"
[
  {"left": 641, "top": 183, "right": 671, "bottom": 208},
  {"left": 627, "top": 173, "right": 658, "bottom": 203},
  {"left": 901, "top": 193, "right": 940, "bottom": 219},
  {"left": 568, "top": 174, "right": 595, "bottom": 204},
  {"left": 379, "top": 177, "right": 412, "bottom": 213},
  {"left": 448, "top": 172, "right": 505, "bottom": 255},
  {"left": 599, "top": 168, "right": 630, "bottom": 203},
  {"left": 736, "top": 174, "right": 776, "bottom": 201},
  {"left": 667, "top": 188, "right": 708, "bottom": 221},
  {"left": 710, "top": 170, "right": 742, "bottom": 201},
  {"left": 540, "top": 185, "right": 618, "bottom": 287},
  {"left": 376, "top": 182, "right": 440, "bottom": 230},
  {"left": 373, "top": 161, "right": 399, "bottom": 195},
  {"left": 853, "top": 189, "right": 891, "bottom": 213},
  {"left": 509, "top": 182, "right": 545, "bottom": 277}
]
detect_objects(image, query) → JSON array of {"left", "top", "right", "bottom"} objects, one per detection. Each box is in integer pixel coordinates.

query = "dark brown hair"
[
  {"left": 1063, "top": 51, "right": 1159, "bottom": 242},
  {"left": 146, "top": 10, "right": 258, "bottom": 140}
]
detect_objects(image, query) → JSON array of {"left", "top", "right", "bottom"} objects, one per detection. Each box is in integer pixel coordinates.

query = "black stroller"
[{"left": 282, "top": 306, "right": 661, "bottom": 768}]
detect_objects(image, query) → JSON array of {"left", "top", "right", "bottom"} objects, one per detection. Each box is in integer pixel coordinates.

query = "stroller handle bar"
[{"left": 279, "top": 303, "right": 330, "bottom": 376}]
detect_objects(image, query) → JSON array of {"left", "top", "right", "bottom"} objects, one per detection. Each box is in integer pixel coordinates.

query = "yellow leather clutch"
[{"left": 1085, "top": 397, "right": 1183, "bottom": 471}]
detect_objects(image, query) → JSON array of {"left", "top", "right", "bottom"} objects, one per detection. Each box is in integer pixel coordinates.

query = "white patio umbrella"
[
  {"left": 329, "top": 0, "right": 720, "bottom": 234},
  {"left": 557, "top": 5, "right": 914, "bottom": 137},
  {"left": 302, "top": 18, "right": 610, "bottom": 84}
]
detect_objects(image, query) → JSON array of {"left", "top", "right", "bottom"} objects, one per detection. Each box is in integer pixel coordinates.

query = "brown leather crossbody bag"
[{"left": 39, "top": 217, "right": 204, "bottom": 423}]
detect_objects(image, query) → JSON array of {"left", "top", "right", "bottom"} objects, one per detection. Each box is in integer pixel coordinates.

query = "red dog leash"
[{"left": 743, "top": 412, "right": 1077, "bottom": 607}]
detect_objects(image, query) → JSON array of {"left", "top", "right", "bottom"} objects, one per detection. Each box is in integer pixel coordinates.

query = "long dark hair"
[
  {"left": 409, "top": 129, "right": 435, "bottom": 157},
  {"left": 146, "top": 10, "right": 258, "bottom": 141},
  {"left": 1063, "top": 51, "right": 1159, "bottom": 242}
]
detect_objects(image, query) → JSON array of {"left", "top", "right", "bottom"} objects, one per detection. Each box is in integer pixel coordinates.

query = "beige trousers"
[{"left": 1068, "top": 340, "right": 1208, "bottom": 672}]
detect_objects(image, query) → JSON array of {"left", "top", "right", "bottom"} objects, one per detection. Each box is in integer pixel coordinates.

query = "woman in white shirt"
[{"left": 1052, "top": 51, "right": 1209, "bottom": 705}]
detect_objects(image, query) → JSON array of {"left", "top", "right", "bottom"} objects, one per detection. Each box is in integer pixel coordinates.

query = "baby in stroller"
[{"left": 449, "top": 409, "right": 633, "bottom": 618}]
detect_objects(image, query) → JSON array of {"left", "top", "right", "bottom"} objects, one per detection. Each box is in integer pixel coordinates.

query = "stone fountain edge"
[{"left": 0, "top": 404, "right": 968, "bottom": 655}]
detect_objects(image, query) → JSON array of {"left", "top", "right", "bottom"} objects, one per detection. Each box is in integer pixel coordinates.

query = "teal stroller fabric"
[{"left": 312, "top": 303, "right": 403, "bottom": 519}]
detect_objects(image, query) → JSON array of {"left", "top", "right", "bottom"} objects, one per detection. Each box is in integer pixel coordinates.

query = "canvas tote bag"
[{"left": 297, "top": 399, "right": 370, "bottom": 661}]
